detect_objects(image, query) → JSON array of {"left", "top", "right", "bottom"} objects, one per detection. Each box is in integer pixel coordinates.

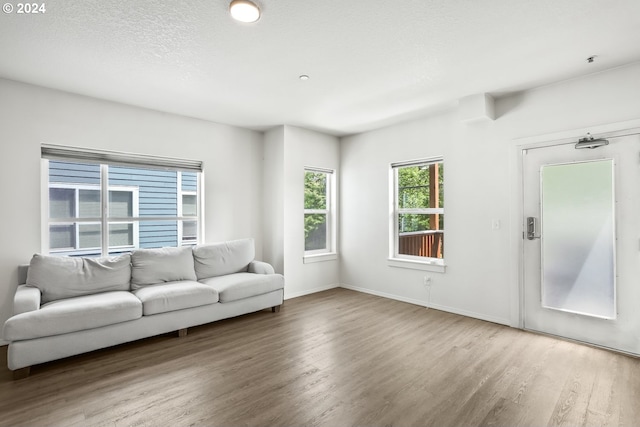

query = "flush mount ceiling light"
[
  {"left": 229, "top": 0, "right": 261, "bottom": 23},
  {"left": 299, "top": 75, "right": 310, "bottom": 81}
]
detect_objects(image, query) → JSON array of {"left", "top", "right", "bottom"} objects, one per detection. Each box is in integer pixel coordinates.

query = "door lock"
[{"left": 526, "top": 217, "right": 540, "bottom": 240}]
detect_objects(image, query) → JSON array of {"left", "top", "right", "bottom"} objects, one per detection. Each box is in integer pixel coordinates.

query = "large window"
[
  {"left": 43, "top": 145, "right": 202, "bottom": 257},
  {"left": 304, "top": 168, "right": 336, "bottom": 258},
  {"left": 391, "top": 158, "right": 444, "bottom": 265}
]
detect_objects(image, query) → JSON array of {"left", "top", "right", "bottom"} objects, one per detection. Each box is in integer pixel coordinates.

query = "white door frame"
[{"left": 509, "top": 118, "right": 640, "bottom": 330}]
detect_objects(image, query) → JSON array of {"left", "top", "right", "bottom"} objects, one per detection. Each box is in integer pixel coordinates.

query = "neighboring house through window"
[
  {"left": 49, "top": 183, "right": 139, "bottom": 255},
  {"left": 43, "top": 145, "right": 202, "bottom": 257},
  {"left": 390, "top": 157, "right": 444, "bottom": 270}
]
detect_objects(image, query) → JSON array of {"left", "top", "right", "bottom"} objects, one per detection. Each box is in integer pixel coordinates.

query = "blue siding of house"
[
  {"left": 48, "top": 161, "right": 194, "bottom": 249},
  {"left": 138, "top": 221, "right": 178, "bottom": 248},
  {"left": 182, "top": 172, "right": 197, "bottom": 192},
  {"left": 108, "top": 166, "right": 178, "bottom": 217},
  {"left": 49, "top": 161, "right": 100, "bottom": 185}
]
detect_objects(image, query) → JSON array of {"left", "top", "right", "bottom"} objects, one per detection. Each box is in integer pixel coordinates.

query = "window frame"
[
  {"left": 389, "top": 157, "right": 446, "bottom": 272},
  {"left": 177, "top": 172, "right": 199, "bottom": 246},
  {"left": 303, "top": 167, "right": 338, "bottom": 262}
]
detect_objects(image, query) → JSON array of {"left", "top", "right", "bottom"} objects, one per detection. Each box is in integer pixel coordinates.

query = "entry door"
[{"left": 522, "top": 131, "right": 640, "bottom": 354}]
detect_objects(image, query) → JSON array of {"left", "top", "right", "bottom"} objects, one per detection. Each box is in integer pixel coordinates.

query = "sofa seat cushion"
[
  {"left": 3, "top": 291, "right": 142, "bottom": 341},
  {"left": 133, "top": 280, "right": 219, "bottom": 316},
  {"left": 199, "top": 273, "right": 284, "bottom": 303}
]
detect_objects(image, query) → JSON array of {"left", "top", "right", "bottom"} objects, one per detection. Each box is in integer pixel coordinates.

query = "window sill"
[
  {"left": 387, "top": 258, "right": 446, "bottom": 273},
  {"left": 304, "top": 252, "right": 338, "bottom": 264}
]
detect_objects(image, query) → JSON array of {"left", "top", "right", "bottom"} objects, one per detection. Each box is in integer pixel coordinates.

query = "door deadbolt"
[{"left": 526, "top": 217, "right": 540, "bottom": 240}]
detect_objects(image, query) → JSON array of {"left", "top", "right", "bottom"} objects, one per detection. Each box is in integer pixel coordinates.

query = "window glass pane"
[
  {"left": 109, "top": 191, "right": 133, "bottom": 217},
  {"left": 49, "top": 224, "right": 75, "bottom": 249},
  {"left": 49, "top": 188, "right": 75, "bottom": 219},
  {"left": 305, "top": 213, "right": 327, "bottom": 251},
  {"left": 541, "top": 160, "right": 615, "bottom": 319},
  {"left": 109, "top": 223, "right": 133, "bottom": 248},
  {"left": 398, "top": 213, "right": 444, "bottom": 233},
  {"left": 79, "top": 189, "right": 101, "bottom": 218},
  {"left": 78, "top": 223, "right": 101, "bottom": 249},
  {"left": 397, "top": 163, "right": 443, "bottom": 209},
  {"left": 182, "top": 195, "right": 197, "bottom": 217},
  {"left": 108, "top": 165, "right": 177, "bottom": 217},
  {"left": 398, "top": 214, "right": 444, "bottom": 259},
  {"left": 182, "top": 220, "right": 197, "bottom": 243},
  {"left": 304, "top": 171, "right": 327, "bottom": 210}
]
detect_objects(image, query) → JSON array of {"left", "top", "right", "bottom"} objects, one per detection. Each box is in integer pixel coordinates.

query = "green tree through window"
[
  {"left": 394, "top": 160, "right": 444, "bottom": 260},
  {"left": 304, "top": 169, "right": 332, "bottom": 252}
]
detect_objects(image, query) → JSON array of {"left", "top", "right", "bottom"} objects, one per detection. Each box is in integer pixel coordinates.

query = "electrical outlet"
[{"left": 423, "top": 276, "right": 432, "bottom": 287}]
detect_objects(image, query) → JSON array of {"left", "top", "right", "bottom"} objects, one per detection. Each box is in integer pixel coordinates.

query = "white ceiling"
[{"left": 1, "top": 0, "right": 639, "bottom": 136}]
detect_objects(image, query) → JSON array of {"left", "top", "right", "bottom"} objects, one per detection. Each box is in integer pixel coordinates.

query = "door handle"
[{"left": 526, "top": 217, "right": 540, "bottom": 240}]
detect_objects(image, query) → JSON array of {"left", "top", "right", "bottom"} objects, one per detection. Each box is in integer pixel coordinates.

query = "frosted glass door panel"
[{"left": 540, "top": 159, "right": 616, "bottom": 319}]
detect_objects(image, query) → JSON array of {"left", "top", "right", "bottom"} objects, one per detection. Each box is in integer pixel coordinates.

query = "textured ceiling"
[{"left": 1, "top": 0, "right": 639, "bottom": 135}]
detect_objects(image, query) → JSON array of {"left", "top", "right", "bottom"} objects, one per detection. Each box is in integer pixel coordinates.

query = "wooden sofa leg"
[
  {"left": 272, "top": 305, "right": 281, "bottom": 313},
  {"left": 13, "top": 367, "right": 30, "bottom": 380},
  {"left": 177, "top": 328, "right": 188, "bottom": 338}
]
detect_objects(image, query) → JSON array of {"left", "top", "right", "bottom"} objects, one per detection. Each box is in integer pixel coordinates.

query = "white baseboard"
[
  {"left": 340, "top": 284, "right": 511, "bottom": 326},
  {"left": 284, "top": 283, "right": 340, "bottom": 300},
  {"left": 340, "top": 284, "right": 427, "bottom": 307}
]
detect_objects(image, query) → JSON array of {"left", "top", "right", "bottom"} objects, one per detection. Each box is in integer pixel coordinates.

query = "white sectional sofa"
[{"left": 2, "top": 238, "right": 284, "bottom": 379}]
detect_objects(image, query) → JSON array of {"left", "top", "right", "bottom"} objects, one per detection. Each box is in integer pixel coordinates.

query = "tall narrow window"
[
  {"left": 391, "top": 158, "right": 444, "bottom": 264},
  {"left": 42, "top": 145, "right": 202, "bottom": 257},
  {"left": 179, "top": 172, "right": 198, "bottom": 245},
  {"left": 304, "top": 168, "right": 335, "bottom": 256}
]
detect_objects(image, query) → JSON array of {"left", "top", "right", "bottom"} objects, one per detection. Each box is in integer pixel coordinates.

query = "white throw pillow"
[
  {"left": 193, "top": 238, "right": 255, "bottom": 280},
  {"left": 131, "top": 246, "right": 197, "bottom": 289},
  {"left": 26, "top": 253, "right": 132, "bottom": 304}
]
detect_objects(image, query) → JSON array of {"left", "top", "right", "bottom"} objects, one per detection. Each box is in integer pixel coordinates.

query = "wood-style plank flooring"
[{"left": 1, "top": 288, "right": 639, "bottom": 426}]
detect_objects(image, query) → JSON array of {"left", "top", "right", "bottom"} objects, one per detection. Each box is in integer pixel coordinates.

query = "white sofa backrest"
[
  {"left": 26, "top": 253, "right": 132, "bottom": 304},
  {"left": 193, "top": 238, "right": 255, "bottom": 280},
  {"left": 131, "top": 246, "right": 197, "bottom": 290}
]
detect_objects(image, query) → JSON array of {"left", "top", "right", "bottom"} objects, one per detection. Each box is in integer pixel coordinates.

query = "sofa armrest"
[
  {"left": 248, "top": 260, "right": 275, "bottom": 275},
  {"left": 14, "top": 285, "right": 41, "bottom": 315}
]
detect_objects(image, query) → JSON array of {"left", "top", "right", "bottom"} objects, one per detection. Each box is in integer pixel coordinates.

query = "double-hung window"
[
  {"left": 43, "top": 144, "right": 202, "bottom": 257},
  {"left": 390, "top": 158, "right": 444, "bottom": 269},
  {"left": 304, "top": 167, "right": 336, "bottom": 260}
]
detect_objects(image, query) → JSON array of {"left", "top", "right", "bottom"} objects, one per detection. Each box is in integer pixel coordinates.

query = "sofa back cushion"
[
  {"left": 193, "top": 238, "right": 255, "bottom": 280},
  {"left": 131, "top": 246, "right": 197, "bottom": 289},
  {"left": 26, "top": 253, "right": 132, "bottom": 304}
]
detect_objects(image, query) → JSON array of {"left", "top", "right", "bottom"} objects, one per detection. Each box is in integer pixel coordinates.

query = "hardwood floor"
[{"left": 1, "top": 288, "right": 639, "bottom": 426}]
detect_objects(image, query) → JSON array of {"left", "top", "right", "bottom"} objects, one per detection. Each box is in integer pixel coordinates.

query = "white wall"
[
  {"left": 262, "top": 125, "right": 341, "bottom": 299},
  {"left": 340, "top": 62, "right": 640, "bottom": 326},
  {"left": 262, "top": 126, "right": 285, "bottom": 274},
  {"left": 283, "top": 126, "right": 341, "bottom": 299},
  {"left": 0, "top": 78, "right": 265, "bottom": 337}
]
